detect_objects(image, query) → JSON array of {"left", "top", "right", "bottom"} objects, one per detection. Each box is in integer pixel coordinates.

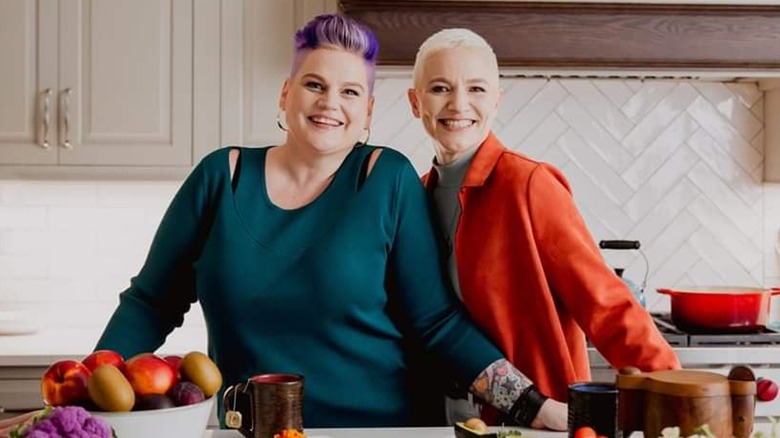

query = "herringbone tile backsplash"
[
  {"left": 0, "top": 78, "right": 779, "bottom": 333},
  {"left": 371, "top": 77, "right": 779, "bottom": 312}
]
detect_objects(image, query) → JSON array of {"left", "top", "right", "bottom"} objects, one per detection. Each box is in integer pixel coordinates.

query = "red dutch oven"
[{"left": 657, "top": 286, "right": 780, "bottom": 333}]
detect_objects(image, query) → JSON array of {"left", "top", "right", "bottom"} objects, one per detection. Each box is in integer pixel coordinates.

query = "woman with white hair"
[{"left": 408, "top": 28, "right": 680, "bottom": 426}]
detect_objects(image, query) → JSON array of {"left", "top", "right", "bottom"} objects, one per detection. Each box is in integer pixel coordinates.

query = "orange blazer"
[{"left": 423, "top": 133, "right": 680, "bottom": 411}]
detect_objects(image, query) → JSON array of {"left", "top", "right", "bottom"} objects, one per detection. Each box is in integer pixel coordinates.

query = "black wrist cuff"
[{"left": 508, "top": 385, "right": 548, "bottom": 427}]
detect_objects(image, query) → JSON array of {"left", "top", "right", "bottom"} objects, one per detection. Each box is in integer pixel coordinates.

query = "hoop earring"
[
  {"left": 276, "top": 110, "right": 288, "bottom": 132},
  {"left": 361, "top": 128, "right": 371, "bottom": 145}
]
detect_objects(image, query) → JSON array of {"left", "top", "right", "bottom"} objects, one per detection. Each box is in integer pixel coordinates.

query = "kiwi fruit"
[
  {"left": 87, "top": 364, "right": 135, "bottom": 412},
  {"left": 179, "top": 351, "right": 222, "bottom": 397}
]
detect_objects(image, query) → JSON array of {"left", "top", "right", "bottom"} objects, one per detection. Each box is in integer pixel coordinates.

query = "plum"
[
  {"left": 133, "top": 394, "right": 175, "bottom": 411},
  {"left": 169, "top": 381, "right": 205, "bottom": 406}
]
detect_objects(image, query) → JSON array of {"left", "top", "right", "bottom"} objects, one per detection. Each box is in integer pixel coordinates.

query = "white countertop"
[
  {"left": 589, "top": 347, "right": 780, "bottom": 367},
  {"left": 6, "top": 326, "right": 780, "bottom": 368},
  {"left": 203, "top": 427, "right": 562, "bottom": 438},
  {"left": 0, "top": 328, "right": 207, "bottom": 366},
  {"left": 4, "top": 324, "right": 780, "bottom": 369},
  {"left": 201, "top": 421, "right": 779, "bottom": 438}
]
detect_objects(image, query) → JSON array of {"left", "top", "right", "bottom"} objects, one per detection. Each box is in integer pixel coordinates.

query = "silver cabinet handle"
[
  {"left": 60, "top": 88, "right": 73, "bottom": 149},
  {"left": 39, "top": 88, "right": 51, "bottom": 149}
]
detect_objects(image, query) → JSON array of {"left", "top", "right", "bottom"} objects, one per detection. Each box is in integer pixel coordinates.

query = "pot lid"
[
  {"left": 646, "top": 370, "right": 730, "bottom": 398},
  {"left": 658, "top": 286, "right": 778, "bottom": 295}
]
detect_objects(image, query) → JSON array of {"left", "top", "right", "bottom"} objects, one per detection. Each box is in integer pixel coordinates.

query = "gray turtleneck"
[{"left": 432, "top": 147, "right": 479, "bottom": 301}]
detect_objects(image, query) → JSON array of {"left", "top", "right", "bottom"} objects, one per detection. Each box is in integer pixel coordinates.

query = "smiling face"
[
  {"left": 280, "top": 47, "right": 374, "bottom": 156},
  {"left": 408, "top": 46, "right": 501, "bottom": 165}
]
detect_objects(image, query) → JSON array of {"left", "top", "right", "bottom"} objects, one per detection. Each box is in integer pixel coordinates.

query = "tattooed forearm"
[{"left": 469, "top": 358, "right": 534, "bottom": 412}]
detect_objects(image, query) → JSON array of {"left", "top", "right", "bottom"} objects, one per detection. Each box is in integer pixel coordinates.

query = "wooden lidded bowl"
[{"left": 616, "top": 367, "right": 756, "bottom": 438}]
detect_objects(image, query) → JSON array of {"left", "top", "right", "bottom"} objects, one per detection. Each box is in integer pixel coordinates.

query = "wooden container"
[
  {"left": 616, "top": 368, "right": 756, "bottom": 438},
  {"left": 729, "top": 366, "right": 758, "bottom": 438}
]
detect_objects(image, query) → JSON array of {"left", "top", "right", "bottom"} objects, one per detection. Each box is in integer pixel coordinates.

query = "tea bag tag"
[
  {"left": 225, "top": 410, "right": 242, "bottom": 429},
  {"left": 225, "top": 384, "right": 243, "bottom": 429}
]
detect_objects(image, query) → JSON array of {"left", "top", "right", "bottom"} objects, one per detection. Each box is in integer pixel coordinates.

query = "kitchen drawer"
[{"left": 0, "top": 367, "right": 45, "bottom": 412}]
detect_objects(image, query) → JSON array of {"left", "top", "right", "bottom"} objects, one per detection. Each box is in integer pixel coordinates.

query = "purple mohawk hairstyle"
[{"left": 290, "top": 14, "right": 379, "bottom": 93}]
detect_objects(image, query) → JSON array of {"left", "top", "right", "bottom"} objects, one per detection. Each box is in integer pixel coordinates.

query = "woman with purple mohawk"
[{"left": 90, "top": 13, "right": 562, "bottom": 429}]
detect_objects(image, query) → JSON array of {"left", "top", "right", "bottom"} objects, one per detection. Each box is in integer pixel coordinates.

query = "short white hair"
[{"left": 412, "top": 28, "right": 498, "bottom": 86}]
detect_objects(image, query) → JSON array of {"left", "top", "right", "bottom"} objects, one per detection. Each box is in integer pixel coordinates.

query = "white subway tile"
[
  {"left": 96, "top": 182, "right": 180, "bottom": 209},
  {"left": 372, "top": 99, "right": 423, "bottom": 148},
  {"left": 48, "top": 253, "right": 103, "bottom": 280},
  {"left": 37, "top": 300, "right": 118, "bottom": 329},
  {"left": 0, "top": 206, "right": 47, "bottom": 229},
  {"left": 561, "top": 79, "right": 633, "bottom": 139},
  {"left": 371, "top": 78, "right": 413, "bottom": 123},
  {"left": 631, "top": 181, "right": 697, "bottom": 246},
  {"left": 0, "top": 254, "right": 46, "bottom": 279},
  {"left": 48, "top": 230, "right": 98, "bottom": 256},
  {"left": 622, "top": 114, "right": 698, "bottom": 190},
  {"left": 503, "top": 81, "right": 568, "bottom": 148},
  {"left": 562, "top": 162, "right": 633, "bottom": 236},
  {"left": 651, "top": 242, "right": 700, "bottom": 288},
  {"left": 621, "top": 81, "right": 679, "bottom": 124},
  {"left": 0, "top": 181, "right": 26, "bottom": 205},
  {"left": 593, "top": 79, "right": 635, "bottom": 109},
  {"left": 44, "top": 279, "right": 98, "bottom": 302},
  {"left": 12, "top": 182, "right": 98, "bottom": 207},
  {"left": 636, "top": 211, "right": 700, "bottom": 277},
  {"left": 693, "top": 82, "right": 762, "bottom": 142},
  {"left": 689, "top": 228, "right": 760, "bottom": 286},
  {"left": 623, "top": 83, "right": 699, "bottom": 155},
  {"left": 687, "top": 161, "right": 762, "bottom": 239},
  {"left": 48, "top": 207, "right": 102, "bottom": 230},
  {"left": 512, "top": 113, "right": 568, "bottom": 159},
  {"left": 687, "top": 196, "right": 762, "bottom": 270},
  {"left": 93, "top": 207, "right": 147, "bottom": 232},
  {"left": 687, "top": 97, "right": 762, "bottom": 173},
  {"left": 0, "top": 230, "right": 49, "bottom": 255},
  {"left": 0, "top": 278, "right": 52, "bottom": 302},
  {"left": 497, "top": 79, "right": 548, "bottom": 125},
  {"left": 558, "top": 130, "right": 634, "bottom": 204},
  {"left": 688, "top": 129, "right": 763, "bottom": 208}
]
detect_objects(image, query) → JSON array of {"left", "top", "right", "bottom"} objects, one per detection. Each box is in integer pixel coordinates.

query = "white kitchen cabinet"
[
  {"left": 0, "top": 0, "right": 339, "bottom": 179},
  {"left": 0, "top": 0, "right": 193, "bottom": 177},
  {"left": 0, "top": 367, "right": 46, "bottom": 414}
]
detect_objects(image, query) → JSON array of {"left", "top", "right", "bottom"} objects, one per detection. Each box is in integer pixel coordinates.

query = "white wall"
[{"left": 1, "top": 76, "right": 779, "bottom": 342}]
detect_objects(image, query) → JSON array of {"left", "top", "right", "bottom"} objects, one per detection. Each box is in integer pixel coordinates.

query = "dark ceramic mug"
[
  {"left": 568, "top": 381, "right": 619, "bottom": 438},
  {"left": 223, "top": 373, "right": 304, "bottom": 438}
]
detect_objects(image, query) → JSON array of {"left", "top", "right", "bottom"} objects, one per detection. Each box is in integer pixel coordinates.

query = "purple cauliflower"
[{"left": 12, "top": 406, "right": 113, "bottom": 438}]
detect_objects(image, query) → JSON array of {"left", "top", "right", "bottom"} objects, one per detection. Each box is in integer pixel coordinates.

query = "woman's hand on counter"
[{"left": 531, "top": 399, "right": 568, "bottom": 431}]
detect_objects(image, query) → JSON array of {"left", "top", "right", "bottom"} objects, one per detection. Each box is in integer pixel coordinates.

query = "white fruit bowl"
[{"left": 90, "top": 396, "right": 214, "bottom": 438}]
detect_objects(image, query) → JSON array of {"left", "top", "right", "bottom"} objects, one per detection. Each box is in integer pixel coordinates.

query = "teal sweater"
[{"left": 95, "top": 145, "right": 502, "bottom": 427}]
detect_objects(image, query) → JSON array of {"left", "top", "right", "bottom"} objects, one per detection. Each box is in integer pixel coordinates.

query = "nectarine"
[
  {"left": 41, "top": 360, "right": 91, "bottom": 406},
  {"left": 123, "top": 353, "right": 177, "bottom": 396},
  {"left": 82, "top": 349, "right": 124, "bottom": 372}
]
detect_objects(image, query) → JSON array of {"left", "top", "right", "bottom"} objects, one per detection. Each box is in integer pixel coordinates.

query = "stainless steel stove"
[{"left": 651, "top": 313, "right": 780, "bottom": 347}]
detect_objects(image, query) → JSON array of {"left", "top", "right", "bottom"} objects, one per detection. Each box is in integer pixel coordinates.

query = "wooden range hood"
[{"left": 338, "top": 1, "right": 780, "bottom": 71}]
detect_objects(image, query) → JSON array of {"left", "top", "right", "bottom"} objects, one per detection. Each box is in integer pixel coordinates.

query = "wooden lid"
[
  {"left": 646, "top": 370, "right": 730, "bottom": 397},
  {"left": 729, "top": 380, "right": 757, "bottom": 396},
  {"left": 615, "top": 372, "right": 647, "bottom": 390}
]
